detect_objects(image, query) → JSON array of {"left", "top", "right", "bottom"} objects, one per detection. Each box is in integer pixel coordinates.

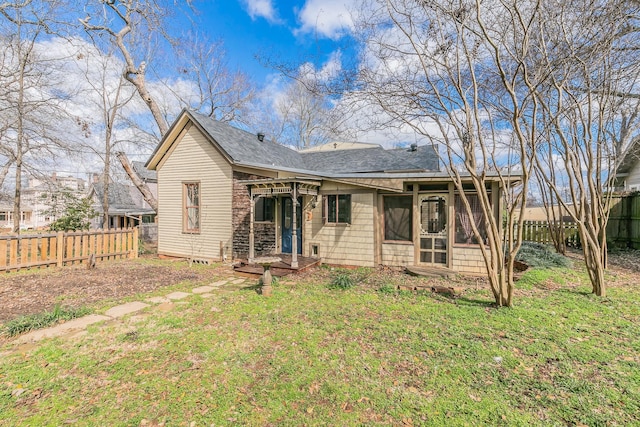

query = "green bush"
[
  {"left": 328, "top": 272, "right": 355, "bottom": 290},
  {"left": 516, "top": 242, "right": 572, "bottom": 269},
  {"left": 4, "top": 304, "right": 92, "bottom": 337},
  {"left": 48, "top": 193, "right": 98, "bottom": 232}
]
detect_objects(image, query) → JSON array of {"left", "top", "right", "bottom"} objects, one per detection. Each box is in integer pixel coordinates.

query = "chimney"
[
  {"left": 257, "top": 132, "right": 265, "bottom": 142},
  {"left": 93, "top": 173, "right": 100, "bottom": 183},
  {"left": 410, "top": 143, "right": 418, "bottom": 152}
]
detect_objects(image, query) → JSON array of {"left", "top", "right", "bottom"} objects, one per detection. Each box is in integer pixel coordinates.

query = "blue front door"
[{"left": 282, "top": 197, "right": 302, "bottom": 254}]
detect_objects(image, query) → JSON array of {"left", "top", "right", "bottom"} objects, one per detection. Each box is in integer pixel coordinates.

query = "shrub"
[
  {"left": 329, "top": 272, "right": 355, "bottom": 290},
  {"left": 516, "top": 242, "right": 572, "bottom": 269}
]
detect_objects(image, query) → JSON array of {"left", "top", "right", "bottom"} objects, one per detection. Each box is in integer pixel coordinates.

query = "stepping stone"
[
  {"left": 165, "top": 291, "right": 191, "bottom": 300},
  {"left": 192, "top": 285, "right": 214, "bottom": 294},
  {"left": 155, "top": 302, "right": 174, "bottom": 312},
  {"left": 15, "top": 314, "right": 111, "bottom": 343},
  {"left": 199, "top": 293, "right": 214, "bottom": 299},
  {"left": 105, "top": 302, "right": 150, "bottom": 318},
  {"left": 146, "top": 296, "right": 170, "bottom": 304},
  {"left": 209, "top": 280, "right": 228, "bottom": 287},
  {"left": 230, "top": 278, "right": 246, "bottom": 284}
]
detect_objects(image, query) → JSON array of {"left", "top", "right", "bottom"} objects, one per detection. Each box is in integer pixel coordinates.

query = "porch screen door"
[{"left": 418, "top": 195, "right": 447, "bottom": 265}]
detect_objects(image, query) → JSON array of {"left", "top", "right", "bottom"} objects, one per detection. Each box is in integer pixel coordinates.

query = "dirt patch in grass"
[{"left": 0, "top": 257, "right": 226, "bottom": 325}]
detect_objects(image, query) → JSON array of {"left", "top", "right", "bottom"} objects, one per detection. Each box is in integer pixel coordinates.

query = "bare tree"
[
  {"left": 0, "top": 1, "right": 70, "bottom": 233},
  {"left": 80, "top": 0, "right": 171, "bottom": 211},
  {"left": 531, "top": 0, "right": 640, "bottom": 297},
  {"left": 169, "top": 33, "right": 255, "bottom": 123},
  {"left": 80, "top": 0, "right": 171, "bottom": 134},
  {"left": 250, "top": 77, "right": 354, "bottom": 149},
  {"left": 70, "top": 41, "right": 139, "bottom": 227},
  {"left": 80, "top": 2, "right": 257, "bottom": 210},
  {"left": 346, "top": 0, "right": 640, "bottom": 302},
  {"left": 343, "top": 0, "right": 562, "bottom": 306},
  {"left": 275, "top": 80, "right": 336, "bottom": 149}
]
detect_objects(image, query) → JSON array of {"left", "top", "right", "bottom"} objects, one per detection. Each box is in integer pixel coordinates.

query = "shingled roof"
[
  {"left": 300, "top": 145, "right": 438, "bottom": 173},
  {"left": 91, "top": 182, "right": 155, "bottom": 215},
  {"left": 189, "top": 111, "right": 304, "bottom": 170},
  {"left": 150, "top": 110, "right": 440, "bottom": 176},
  {"left": 132, "top": 161, "right": 157, "bottom": 183}
]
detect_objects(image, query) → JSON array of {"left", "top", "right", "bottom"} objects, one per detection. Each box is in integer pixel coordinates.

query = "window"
[
  {"left": 183, "top": 182, "right": 200, "bottom": 233},
  {"left": 420, "top": 196, "right": 446, "bottom": 234},
  {"left": 384, "top": 196, "right": 412, "bottom": 241},
  {"left": 454, "top": 194, "right": 488, "bottom": 244},
  {"left": 254, "top": 197, "right": 275, "bottom": 222},
  {"left": 0, "top": 212, "right": 5, "bottom": 221},
  {"left": 325, "top": 194, "right": 351, "bottom": 224}
]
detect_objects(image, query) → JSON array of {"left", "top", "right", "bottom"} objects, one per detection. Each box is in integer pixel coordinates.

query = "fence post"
[
  {"left": 56, "top": 231, "right": 64, "bottom": 267},
  {"left": 132, "top": 227, "right": 139, "bottom": 259}
]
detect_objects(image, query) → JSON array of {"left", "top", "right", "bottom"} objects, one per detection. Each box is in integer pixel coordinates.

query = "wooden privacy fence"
[
  {"left": 0, "top": 228, "right": 139, "bottom": 272},
  {"left": 515, "top": 220, "right": 580, "bottom": 247},
  {"left": 607, "top": 193, "right": 640, "bottom": 249}
]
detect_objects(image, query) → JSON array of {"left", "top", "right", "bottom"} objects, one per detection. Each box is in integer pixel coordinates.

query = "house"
[
  {"left": 1, "top": 173, "right": 86, "bottom": 230},
  {"left": 146, "top": 109, "right": 510, "bottom": 275},
  {"left": 613, "top": 139, "right": 640, "bottom": 191},
  {"left": 88, "top": 181, "right": 156, "bottom": 229},
  {"left": 0, "top": 202, "right": 32, "bottom": 230}
]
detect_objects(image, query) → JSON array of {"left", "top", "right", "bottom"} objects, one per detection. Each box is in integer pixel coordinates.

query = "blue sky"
[{"left": 190, "top": 0, "right": 356, "bottom": 85}]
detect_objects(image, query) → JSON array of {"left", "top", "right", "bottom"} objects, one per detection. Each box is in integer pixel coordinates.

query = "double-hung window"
[
  {"left": 183, "top": 182, "right": 200, "bottom": 233},
  {"left": 255, "top": 197, "right": 275, "bottom": 222},
  {"left": 325, "top": 194, "right": 351, "bottom": 224}
]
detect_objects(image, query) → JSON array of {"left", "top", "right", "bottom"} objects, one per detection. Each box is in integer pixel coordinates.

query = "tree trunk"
[
  {"left": 13, "top": 52, "right": 26, "bottom": 234},
  {"left": 116, "top": 152, "right": 157, "bottom": 212}
]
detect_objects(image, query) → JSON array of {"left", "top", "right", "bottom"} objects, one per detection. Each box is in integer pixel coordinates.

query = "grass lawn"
[{"left": 1, "top": 262, "right": 639, "bottom": 426}]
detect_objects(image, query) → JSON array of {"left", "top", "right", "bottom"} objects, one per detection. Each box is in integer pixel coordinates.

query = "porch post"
[
  {"left": 291, "top": 183, "right": 299, "bottom": 269},
  {"left": 249, "top": 189, "right": 255, "bottom": 264}
]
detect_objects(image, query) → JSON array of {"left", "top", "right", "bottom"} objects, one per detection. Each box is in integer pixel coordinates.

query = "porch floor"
[
  {"left": 233, "top": 254, "right": 322, "bottom": 278},
  {"left": 405, "top": 265, "right": 456, "bottom": 279}
]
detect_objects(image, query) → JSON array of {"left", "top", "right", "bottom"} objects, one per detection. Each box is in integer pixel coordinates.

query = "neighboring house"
[
  {"left": 1, "top": 174, "right": 86, "bottom": 230},
  {"left": 0, "top": 203, "right": 32, "bottom": 230},
  {"left": 146, "top": 109, "right": 511, "bottom": 275},
  {"left": 88, "top": 181, "right": 156, "bottom": 229},
  {"left": 515, "top": 205, "right": 575, "bottom": 222},
  {"left": 613, "top": 139, "right": 640, "bottom": 191}
]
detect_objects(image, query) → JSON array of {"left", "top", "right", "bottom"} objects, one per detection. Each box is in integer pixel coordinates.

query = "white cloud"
[
  {"left": 295, "top": 0, "right": 355, "bottom": 39},
  {"left": 298, "top": 50, "right": 342, "bottom": 83},
  {"left": 241, "top": 0, "right": 279, "bottom": 23}
]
